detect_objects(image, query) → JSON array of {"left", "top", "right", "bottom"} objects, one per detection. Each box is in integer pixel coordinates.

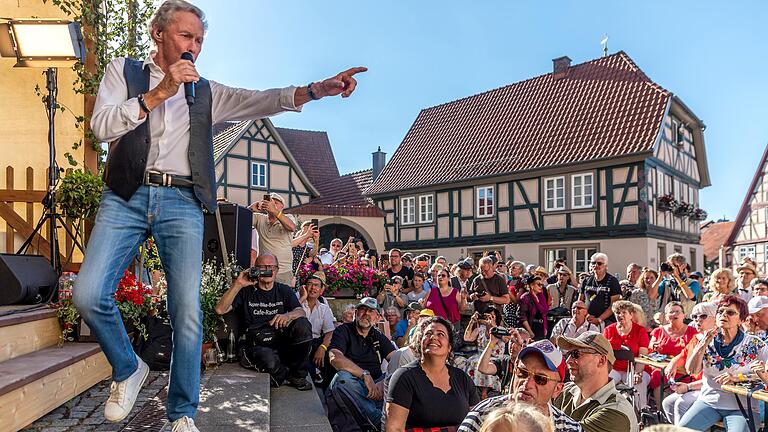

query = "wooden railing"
[{"left": 0, "top": 166, "right": 82, "bottom": 270}]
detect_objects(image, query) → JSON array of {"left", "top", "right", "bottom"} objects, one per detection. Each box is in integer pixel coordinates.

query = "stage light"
[{"left": 0, "top": 19, "right": 85, "bottom": 67}]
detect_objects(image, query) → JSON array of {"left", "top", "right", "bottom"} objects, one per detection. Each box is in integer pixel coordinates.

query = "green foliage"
[
  {"left": 200, "top": 258, "right": 237, "bottom": 343},
  {"left": 42, "top": 0, "right": 156, "bottom": 166},
  {"left": 56, "top": 169, "right": 103, "bottom": 220}
]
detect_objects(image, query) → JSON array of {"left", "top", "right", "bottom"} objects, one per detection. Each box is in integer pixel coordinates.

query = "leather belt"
[{"left": 144, "top": 172, "right": 194, "bottom": 188}]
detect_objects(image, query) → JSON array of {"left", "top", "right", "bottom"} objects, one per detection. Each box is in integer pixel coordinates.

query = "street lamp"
[{"left": 0, "top": 19, "right": 86, "bottom": 276}]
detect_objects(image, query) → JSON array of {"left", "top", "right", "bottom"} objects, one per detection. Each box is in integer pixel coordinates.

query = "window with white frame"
[
  {"left": 574, "top": 247, "right": 598, "bottom": 274},
  {"left": 740, "top": 245, "right": 756, "bottom": 260},
  {"left": 544, "top": 249, "right": 566, "bottom": 273},
  {"left": 401, "top": 197, "right": 415, "bottom": 225},
  {"left": 572, "top": 173, "right": 594, "bottom": 209},
  {"left": 476, "top": 186, "right": 494, "bottom": 217},
  {"left": 545, "top": 177, "right": 565, "bottom": 211},
  {"left": 418, "top": 195, "right": 434, "bottom": 223},
  {"left": 251, "top": 162, "right": 267, "bottom": 188}
]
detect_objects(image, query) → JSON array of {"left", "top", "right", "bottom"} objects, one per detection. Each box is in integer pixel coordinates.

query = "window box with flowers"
[
  {"left": 690, "top": 207, "right": 708, "bottom": 221},
  {"left": 674, "top": 201, "right": 695, "bottom": 218},
  {"left": 657, "top": 194, "right": 678, "bottom": 212}
]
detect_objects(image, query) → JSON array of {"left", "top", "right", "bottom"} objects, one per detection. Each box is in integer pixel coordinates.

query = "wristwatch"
[{"left": 361, "top": 370, "right": 371, "bottom": 378}]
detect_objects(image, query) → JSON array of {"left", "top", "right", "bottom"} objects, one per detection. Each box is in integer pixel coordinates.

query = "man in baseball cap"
[
  {"left": 459, "top": 339, "right": 581, "bottom": 432},
  {"left": 748, "top": 296, "right": 768, "bottom": 332},
  {"left": 553, "top": 331, "right": 638, "bottom": 432}
]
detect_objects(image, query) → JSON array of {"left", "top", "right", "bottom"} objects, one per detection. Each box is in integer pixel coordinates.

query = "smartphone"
[
  {"left": 311, "top": 218, "right": 319, "bottom": 227},
  {"left": 263, "top": 194, "right": 271, "bottom": 201}
]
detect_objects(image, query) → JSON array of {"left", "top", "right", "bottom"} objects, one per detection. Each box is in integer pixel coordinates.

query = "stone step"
[
  {"left": 270, "top": 382, "right": 332, "bottom": 432},
  {"left": 0, "top": 342, "right": 112, "bottom": 432},
  {"left": 194, "top": 363, "right": 271, "bottom": 431},
  {"left": 0, "top": 306, "right": 60, "bottom": 363}
]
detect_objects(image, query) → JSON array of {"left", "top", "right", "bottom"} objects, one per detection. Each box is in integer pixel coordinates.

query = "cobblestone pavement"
[{"left": 22, "top": 371, "right": 169, "bottom": 432}]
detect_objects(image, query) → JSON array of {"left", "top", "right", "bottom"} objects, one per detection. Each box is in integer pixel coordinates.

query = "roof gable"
[
  {"left": 366, "top": 51, "right": 672, "bottom": 196},
  {"left": 726, "top": 143, "right": 768, "bottom": 246}
]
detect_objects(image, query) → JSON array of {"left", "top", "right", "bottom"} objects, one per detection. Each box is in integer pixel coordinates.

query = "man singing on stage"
[{"left": 73, "top": 1, "right": 366, "bottom": 430}]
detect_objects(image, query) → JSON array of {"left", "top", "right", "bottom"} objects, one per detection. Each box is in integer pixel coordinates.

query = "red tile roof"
[
  {"left": 275, "top": 127, "right": 340, "bottom": 185},
  {"left": 366, "top": 51, "right": 671, "bottom": 196},
  {"left": 291, "top": 169, "right": 385, "bottom": 217},
  {"left": 702, "top": 221, "right": 736, "bottom": 261}
]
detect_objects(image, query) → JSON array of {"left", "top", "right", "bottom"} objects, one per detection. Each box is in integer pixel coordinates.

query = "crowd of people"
[{"left": 231, "top": 197, "right": 768, "bottom": 432}]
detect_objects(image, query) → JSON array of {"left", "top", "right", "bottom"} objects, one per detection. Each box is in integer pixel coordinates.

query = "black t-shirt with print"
[
  {"left": 232, "top": 282, "right": 301, "bottom": 329},
  {"left": 387, "top": 361, "right": 480, "bottom": 428},
  {"left": 388, "top": 266, "right": 415, "bottom": 287},
  {"left": 580, "top": 273, "right": 621, "bottom": 324}
]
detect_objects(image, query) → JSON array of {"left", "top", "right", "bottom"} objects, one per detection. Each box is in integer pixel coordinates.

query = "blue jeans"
[
  {"left": 329, "top": 370, "right": 385, "bottom": 426},
  {"left": 74, "top": 185, "right": 203, "bottom": 421},
  {"left": 678, "top": 399, "right": 753, "bottom": 432}
]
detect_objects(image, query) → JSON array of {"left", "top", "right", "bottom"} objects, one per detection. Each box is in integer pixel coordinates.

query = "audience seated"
[
  {"left": 603, "top": 300, "right": 650, "bottom": 409},
  {"left": 297, "top": 271, "right": 335, "bottom": 385},
  {"left": 550, "top": 300, "right": 603, "bottom": 353},
  {"left": 454, "top": 306, "right": 505, "bottom": 399},
  {"left": 328, "top": 297, "right": 396, "bottom": 426}
]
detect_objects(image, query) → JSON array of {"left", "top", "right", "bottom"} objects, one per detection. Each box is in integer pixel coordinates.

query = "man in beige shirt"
[{"left": 250, "top": 192, "right": 296, "bottom": 285}]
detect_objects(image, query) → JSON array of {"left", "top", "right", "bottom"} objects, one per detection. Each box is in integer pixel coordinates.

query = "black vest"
[{"left": 102, "top": 58, "right": 217, "bottom": 213}]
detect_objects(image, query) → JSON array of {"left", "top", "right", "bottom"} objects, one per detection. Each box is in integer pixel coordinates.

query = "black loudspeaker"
[
  {"left": 0, "top": 254, "right": 58, "bottom": 305},
  {"left": 203, "top": 203, "right": 252, "bottom": 270}
]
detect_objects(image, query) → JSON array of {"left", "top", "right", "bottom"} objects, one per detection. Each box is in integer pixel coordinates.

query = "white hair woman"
[
  {"left": 648, "top": 301, "right": 697, "bottom": 407},
  {"left": 661, "top": 302, "right": 717, "bottom": 424}
]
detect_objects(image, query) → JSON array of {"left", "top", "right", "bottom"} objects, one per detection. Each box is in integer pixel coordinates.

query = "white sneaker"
[
  {"left": 171, "top": 416, "right": 200, "bottom": 432},
  {"left": 104, "top": 357, "right": 149, "bottom": 422}
]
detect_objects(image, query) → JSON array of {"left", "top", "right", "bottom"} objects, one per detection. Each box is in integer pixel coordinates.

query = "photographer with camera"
[
  {"left": 454, "top": 307, "right": 505, "bottom": 399},
  {"left": 249, "top": 193, "right": 298, "bottom": 286},
  {"left": 377, "top": 275, "right": 408, "bottom": 318},
  {"left": 215, "top": 253, "right": 313, "bottom": 391},
  {"left": 387, "top": 249, "right": 414, "bottom": 291},
  {"left": 469, "top": 256, "right": 510, "bottom": 315},
  {"left": 654, "top": 253, "right": 699, "bottom": 318}
]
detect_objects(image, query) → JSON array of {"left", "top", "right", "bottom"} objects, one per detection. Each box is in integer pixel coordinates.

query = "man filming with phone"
[
  {"left": 215, "top": 253, "right": 313, "bottom": 391},
  {"left": 249, "top": 192, "right": 297, "bottom": 286}
]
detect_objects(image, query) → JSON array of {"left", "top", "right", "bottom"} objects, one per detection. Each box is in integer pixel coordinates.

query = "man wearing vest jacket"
[{"left": 72, "top": 1, "right": 366, "bottom": 431}]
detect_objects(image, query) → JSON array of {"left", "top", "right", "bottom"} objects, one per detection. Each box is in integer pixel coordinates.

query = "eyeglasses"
[
  {"left": 514, "top": 365, "right": 560, "bottom": 386},
  {"left": 590, "top": 261, "right": 605, "bottom": 266},
  {"left": 255, "top": 265, "right": 276, "bottom": 270},
  {"left": 690, "top": 314, "right": 709, "bottom": 320},
  {"left": 717, "top": 309, "right": 740, "bottom": 317},
  {"left": 565, "top": 349, "right": 599, "bottom": 360}
]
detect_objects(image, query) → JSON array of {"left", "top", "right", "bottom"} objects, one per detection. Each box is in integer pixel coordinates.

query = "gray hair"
[
  {"left": 478, "top": 256, "right": 495, "bottom": 267},
  {"left": 510, "top": 261, "right": 526, "bottom": 271},
  {"left": 667, "top": 253, "right": 686, "bottom": 265},
  {"left": 691, "top": 302, "right": 717, "bottom": 319},
  {"left": 590, "top": 252, "right": 608, "bottom": 265},
  {"left": 343, "top": 304, "right": 356, "bottom": 312},
  {"left": 385, "top": 306, "right": 399, "bottom": 316},
  {"left": 149, "top": 0, "right": 208, "bottom": 40}
]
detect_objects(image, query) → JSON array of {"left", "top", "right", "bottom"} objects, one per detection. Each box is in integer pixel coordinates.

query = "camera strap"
[{"left": 215, "top": 207, "right": 231, "bottom": 280}]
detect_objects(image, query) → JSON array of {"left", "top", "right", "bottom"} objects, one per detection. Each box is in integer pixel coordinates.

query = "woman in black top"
[{"left": 385, "top": 316, "right": 480, "bottom": 431}]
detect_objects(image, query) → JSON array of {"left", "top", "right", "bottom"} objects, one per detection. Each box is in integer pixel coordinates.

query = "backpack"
[
  {"left": 325, "top": 385, "right": 379, "bottom": 432},
  {"left": 133, "top": 314, "right": 173, "bottom": 371}
]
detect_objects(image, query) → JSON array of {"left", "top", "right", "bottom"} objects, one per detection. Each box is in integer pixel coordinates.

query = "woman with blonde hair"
[
  {"left": 631, "top": 268, "right": 660, "bottom": 327},
  {"left": 702, "top": 268, "right": 736, "bottom": 303},
  {"left": 478, "top": 403, "right": 553, "bottom": 432},
  {"left": 603, "top": 300, "right": 651, "bottom": 409}
]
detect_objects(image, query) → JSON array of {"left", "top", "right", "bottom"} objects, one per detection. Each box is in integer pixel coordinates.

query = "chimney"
[
  {"left": 552, "top": 56, "right": 572, "bottom": 79},
  {"left": 372, "top": 146, "right": 386, "bottom": 182}
]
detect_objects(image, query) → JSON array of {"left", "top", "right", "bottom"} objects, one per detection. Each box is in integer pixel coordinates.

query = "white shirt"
[
  {"left": 550, "top": 317, "right": 603, "bottom": 352},
  {"left": 301, "top": 299, "right": 335, "bottom": 339},
  {"left": 251, "top": 229, "right": 260, "bottom": 254},
  {"left": 91, "top": 52, "right": 300, "bottom": 176},
  {"left": 700, "top": 332, "right": 768, "bottom": 411}
]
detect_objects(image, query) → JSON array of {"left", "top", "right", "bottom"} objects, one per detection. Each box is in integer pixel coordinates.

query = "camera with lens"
[
  {"left": 660, "top": 262, "right": 673, "bottom": 272},
  {"left": 247, "top": 267, "right": 273, "bottom": 281},
  {"left": 490, "top": 327, "right": 510, "bottom": 338}
]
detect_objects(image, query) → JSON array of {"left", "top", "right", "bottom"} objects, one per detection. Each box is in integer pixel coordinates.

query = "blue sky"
[{"left": 193, "top": 1, "right": 768, "bottom": 221}]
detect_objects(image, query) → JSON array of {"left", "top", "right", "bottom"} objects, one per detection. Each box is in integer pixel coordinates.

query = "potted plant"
[
  {"left": 674, "top": 201, "right": 694, "bottom": 218},
  {"left": 656, "top": 194, "right": 677, "bottom": 212},
  {"left": 114, "top": 270, "right": 159, "bottom": 340},
  {"left": 691, "top": 207, "right": 708, "bottom": 221},
  {"left": 200, "top": 259, "right": 230, "bottom": 358}
]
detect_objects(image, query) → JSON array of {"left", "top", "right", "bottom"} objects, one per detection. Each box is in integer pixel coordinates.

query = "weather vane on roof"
[{"left": 600, "top": 34, "right": 609, "bottom": 57}]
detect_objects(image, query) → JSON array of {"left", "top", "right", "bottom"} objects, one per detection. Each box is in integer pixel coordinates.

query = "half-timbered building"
[
  {"left": 725, "top": 144, "right": 768, "bottom": 275},
  {"left": 366, "top": 52, "right": 710, "bottom": 274},
  {"left": 213, "top": 120, "right": 385, "bottom": 251}
]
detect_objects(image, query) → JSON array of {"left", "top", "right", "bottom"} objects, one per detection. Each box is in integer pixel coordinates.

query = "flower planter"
[{"left": 657, "top": 202, "right": 673, "bottom": 212}]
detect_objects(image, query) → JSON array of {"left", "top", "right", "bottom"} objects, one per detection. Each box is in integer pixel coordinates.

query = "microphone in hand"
[{"left": 181, "top": 52, "right": 195, "bottom": 105}]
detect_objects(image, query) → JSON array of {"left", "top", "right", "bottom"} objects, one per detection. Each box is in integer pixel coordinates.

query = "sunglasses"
[
  {"left": 717, "top": 309, "right": 739, "bottom": 317},
  {"left": 514, "top": 365, "right": 559, "bottom": 386},
  {"left": 590, "top": 261, "right": 605, "bottom": 266},
  {"left": 565, "top": 349, "right": 599, "bottom": 360},
  {"left": 690, "top": 314, "right": 709, "bottom": 320}
]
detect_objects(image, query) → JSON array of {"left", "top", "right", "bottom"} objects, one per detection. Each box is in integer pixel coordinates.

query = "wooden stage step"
[
  {"left": 0, "top": 343, "right": 112, "bottom": 432},
  {"left": 0, "top": 306, "right": 60, "bottom": 363}
]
